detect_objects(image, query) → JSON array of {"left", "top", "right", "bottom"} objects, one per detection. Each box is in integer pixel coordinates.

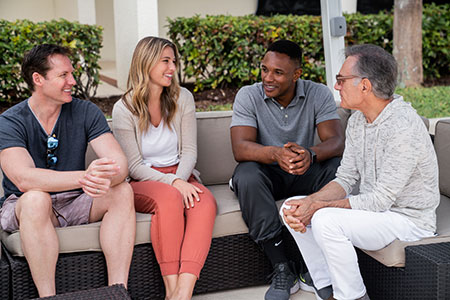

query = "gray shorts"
[{"left": 0, "top": 191, "right": 93, "bottom": 233}]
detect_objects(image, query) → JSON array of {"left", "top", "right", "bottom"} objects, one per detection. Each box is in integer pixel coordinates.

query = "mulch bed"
[
  {"left": 89, "top": 83, "right": 239, "bottom": 116},
  {"left": 0, "top": 85, "right": 238, "bottom": 117}
]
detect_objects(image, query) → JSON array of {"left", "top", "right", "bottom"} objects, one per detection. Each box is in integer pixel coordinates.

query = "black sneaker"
[
  {"left": 265, "top": 262, "right": 300, "bottom": 300},
  {"left": 299, "top": 271, "right": 333, "bottom": 300}
]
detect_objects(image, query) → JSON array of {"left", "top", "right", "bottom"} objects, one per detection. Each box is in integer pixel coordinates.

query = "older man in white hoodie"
[{"left": 281, "top": 44, "right": 439, "bottom": 300}]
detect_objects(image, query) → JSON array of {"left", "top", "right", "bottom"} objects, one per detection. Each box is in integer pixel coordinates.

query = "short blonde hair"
[{"left": 122, "top": 36, "right": 180, "bottom": 132}]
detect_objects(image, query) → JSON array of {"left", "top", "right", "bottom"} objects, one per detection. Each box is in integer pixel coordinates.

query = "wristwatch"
[{"left": 307, "top": 148, "right": 317, "bottom": 164}]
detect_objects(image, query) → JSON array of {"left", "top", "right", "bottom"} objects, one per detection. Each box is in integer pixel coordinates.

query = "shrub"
[
  {"left": 0, "top": 19, "right": 103, "bottom": 103},
  {"left": 168, "top": 14, "right": 324, "bottom": 91},
  {"left": 168, "top": 3, "right": 449, "bottom": 91},
  {"left": 421, "top": 3, "right": 450, "bottom": 80}
]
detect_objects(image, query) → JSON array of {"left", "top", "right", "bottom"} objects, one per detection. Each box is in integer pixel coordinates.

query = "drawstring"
[{"left": 52, "top": 207, "right": 68, "bottom": 223}]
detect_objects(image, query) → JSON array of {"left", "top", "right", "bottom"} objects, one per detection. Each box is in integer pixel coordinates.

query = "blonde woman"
[{"left": 112, "top": 37, "right": 217, "bottom": 300}]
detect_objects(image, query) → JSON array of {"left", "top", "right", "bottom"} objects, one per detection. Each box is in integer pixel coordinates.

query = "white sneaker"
[{"left": 299, "top": 272, "right": 333, "bottom": 300}]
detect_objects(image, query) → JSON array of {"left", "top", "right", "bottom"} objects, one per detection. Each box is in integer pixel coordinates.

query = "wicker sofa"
[{"left": 0, "top": 110, "right": 449, "bottom": 300}]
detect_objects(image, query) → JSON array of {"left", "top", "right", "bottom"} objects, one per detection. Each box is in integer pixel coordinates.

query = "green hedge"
[
  {"left": 168, "top": 3, "right": 449, "bottom": 91},
  {"left": 0, "top": 19, "right": 103, "bottom": 103}
]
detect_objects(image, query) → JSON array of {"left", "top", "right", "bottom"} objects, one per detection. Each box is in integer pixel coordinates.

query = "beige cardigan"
[{"left": 112, "top": 87, "right": 199, "bottom": 185}]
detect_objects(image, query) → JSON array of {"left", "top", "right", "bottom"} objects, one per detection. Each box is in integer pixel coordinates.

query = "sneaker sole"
[
  {"left": 299, "top": 281, "right": 315, "bottom": 293},
  {"left": 299, "top": 283, "right": 329, "bottom": 300},
  {"left": 290, "top": 280, "right": 300, "bottom": 294}
]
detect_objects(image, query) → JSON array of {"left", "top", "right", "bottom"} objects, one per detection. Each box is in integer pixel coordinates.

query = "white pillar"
[
  {"left": 77, "top": 0, "right": 96, "bottom": 25},
  {"left": 320, "top": 0, "right": 346, "bottom": 102},
  {"left": 113, "top": 0, "right": 159, "bottom": 90}
]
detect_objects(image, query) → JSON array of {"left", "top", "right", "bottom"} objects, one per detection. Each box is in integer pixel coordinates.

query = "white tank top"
[{"left": 141, "top": 120, "right": 180, "bottom": 167}]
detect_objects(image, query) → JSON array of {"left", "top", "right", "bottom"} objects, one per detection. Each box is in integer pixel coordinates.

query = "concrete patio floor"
[{"left": 192, "top": 285, "right": 317, "bottom": 300}]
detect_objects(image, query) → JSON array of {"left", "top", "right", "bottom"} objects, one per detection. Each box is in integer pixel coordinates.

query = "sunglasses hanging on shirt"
[{"left": 46, "top": 134, "right": 59, "bottom": 168}]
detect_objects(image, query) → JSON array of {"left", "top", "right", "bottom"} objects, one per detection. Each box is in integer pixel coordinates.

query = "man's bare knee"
[
  {"left": 90, "top": 182, "right": 134, "bottom": 222},
  {"left": 16, "top": 191, "right": 53, "bottom": 223},
  {"left": 109, "top": 181, "right": 134, "bottom": 209}
]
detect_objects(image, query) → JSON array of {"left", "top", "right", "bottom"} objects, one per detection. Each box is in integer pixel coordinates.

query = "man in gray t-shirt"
[
  {"left": 230, "top": 40, "right": 344, "bottom": 300},
  {"left": 0, "top": 44, "right": 136, "bottom": 297}
]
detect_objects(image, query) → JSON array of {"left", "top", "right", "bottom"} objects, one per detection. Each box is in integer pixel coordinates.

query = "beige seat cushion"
[
  {"left": 3, "top": 184, "right": 450, "bottom": 268},
  {"left": 362, "top": 194, "right": 450, "bottom": 267},
  {"left": 209, "top": 184, "right": 290, "bottom": 238},
  {"left": 1, "top": 212, "right": 152, "bottom": 257},
  {"left": 209, "top": 185, "right": 248, "bottom": 238},
  {"left": 1, "top": 184, "right": 251, "bottom": 257}
]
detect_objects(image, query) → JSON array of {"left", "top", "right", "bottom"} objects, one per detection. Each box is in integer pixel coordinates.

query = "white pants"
[{"left": 280, "top": 197, "right": 434, "bottom": 300}]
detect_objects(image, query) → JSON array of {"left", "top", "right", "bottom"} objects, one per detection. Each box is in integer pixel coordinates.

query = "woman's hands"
[{"left": 172, "top": 178, "right": 203, "bottom": 209}]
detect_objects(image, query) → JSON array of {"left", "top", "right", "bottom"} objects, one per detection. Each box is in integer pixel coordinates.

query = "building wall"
[
  {"left": 0, "top": 0, "right": 78, "bottom": 22},
  {"left": 158, "top": 0, "right": 258, "bottom": 38},
  {"left": 0, "top": 0, "right": 113, "bottom": 59},
  {"left": 96, "top": 0, "right": 115, "bottom": 61},
  {"left": 54, "top": 0, "right": 79, "bottom": 22},
  {"left": 0, "top": 0, "right": 56, "bottom": 21}
]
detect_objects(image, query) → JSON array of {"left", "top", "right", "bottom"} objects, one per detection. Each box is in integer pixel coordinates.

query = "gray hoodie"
[{"left": 333, "top": 95, "right": 439, "bottom": 233}]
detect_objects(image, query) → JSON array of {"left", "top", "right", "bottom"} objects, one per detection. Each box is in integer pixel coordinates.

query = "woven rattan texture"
[
  {"left": 405, "top": 242, "right": 450, "bottom": 300},
  {"left": 128, "top": 244, "right": 165, "bottom": 300},
  {"left": 358, "top": 242, "right": 450, "bottom": 300},
  {"left": 114, "top": 234, "right": 276, "bottom": 299},
  {"left": 34, "top": 284, "right": 130, "bottom": 299},
  {"left": 195, "top": 233, "right": 272, "bottom": 295},
  {"left": 4, "top": 244, "right": 164, "bottom": 300},
  {"left": 128, "top": 233, "right": 303, "bottom": 299},
  {"left": 2, "top": 233, "right": 285, "bottom": 300},
  {"left": 357, "top": 248, "right": 405, "bottom": 299},
  {"left": 6, "top": 235, "right": 449, "bottom": 300},
  {"left": 5, "top": 248, "right": 108, "bottom": 300},
  {"left": 0, "top": 248, "right": 10, "bottom": 299}
]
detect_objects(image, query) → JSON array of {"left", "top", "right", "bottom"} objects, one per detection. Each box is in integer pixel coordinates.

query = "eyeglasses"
[
  {"left": 47, "top": 134, "right": 58, "bottom": 167},
  {"left": 335, "top": 74, "right": 364, "bottom": 85}
]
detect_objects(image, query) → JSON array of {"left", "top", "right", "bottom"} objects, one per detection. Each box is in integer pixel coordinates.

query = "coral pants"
[{"left": 131, "top": 166, "right": 217, "bottom": 278}]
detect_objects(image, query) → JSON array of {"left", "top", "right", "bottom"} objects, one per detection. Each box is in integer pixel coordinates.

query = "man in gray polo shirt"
[{"left": 230, "top": 40, "right": 344, "bottom": 300}]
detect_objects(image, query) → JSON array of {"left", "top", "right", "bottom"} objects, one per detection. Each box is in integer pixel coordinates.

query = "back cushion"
[
  {"left": 196, "top": 111, "right": 237, "bottom": 185},
  {"left": 196, "top": 107, "right": 351, "bottom": 185},
  {"left": 435, "top": 119, "right": 450, "bottom": 197},
  {"left": 313, "top": 106, "right": 351, "bottom": 144}
]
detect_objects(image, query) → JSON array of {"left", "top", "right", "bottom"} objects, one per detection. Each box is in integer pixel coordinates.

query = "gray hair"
[{"left": 345, "top": 44, "right": 398, "bottom": 99}]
